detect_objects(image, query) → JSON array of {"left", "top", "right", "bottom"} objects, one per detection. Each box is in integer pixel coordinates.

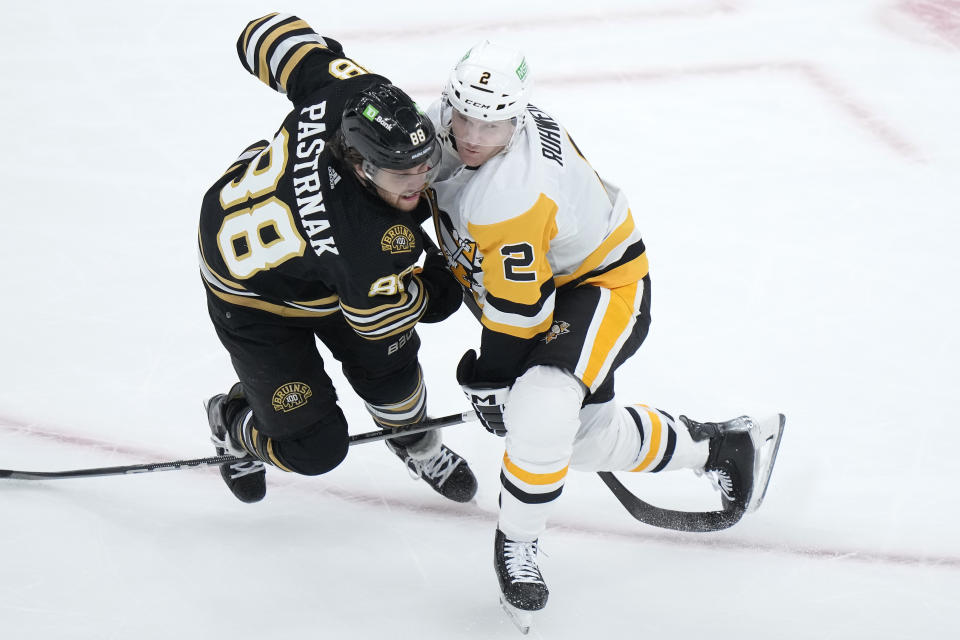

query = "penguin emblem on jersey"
[
  {"left": 435, "top": 209, "right": 483, "bottom": 291},
  {"left": 381, "top": 225, "right": 416, "bottom": 254},
  {"left": 543, "top": 320, "right": 570, "bottom": 344}
]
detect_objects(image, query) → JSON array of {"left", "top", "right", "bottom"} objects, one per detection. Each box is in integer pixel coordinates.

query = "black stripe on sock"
[
  {"left": 625, "top": 406, "right": 645, "bottom": 449},
  {"left": 650, "top": 425, "right": 677, "bottom": 473},
  {"left": 500, "top": 472, "right": 564, "bottom": 505}
]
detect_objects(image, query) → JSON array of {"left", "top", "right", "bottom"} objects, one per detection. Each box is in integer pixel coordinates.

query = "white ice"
[{"left": 1, "top": 1, "right": 958, "bottom": 638}]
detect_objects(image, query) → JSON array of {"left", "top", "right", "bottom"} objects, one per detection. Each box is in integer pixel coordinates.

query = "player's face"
[
  {"left": 450, "top": 110, "right": 515, "bottom": 166},
  {"left": 364, "top": 161, "right": 436, "bottom": 212},
  {"left": 358, "top": 143, "right": 442, "bottom": 212}
]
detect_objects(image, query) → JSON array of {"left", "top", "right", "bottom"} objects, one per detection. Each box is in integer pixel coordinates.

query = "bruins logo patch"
[
  {"left": 543, "top": 320, "right": 571, "bottom": 344},
  {"left": 272, "top": 382, "right": 313, "bottom": 413},
  {"left": 381, "top": 225, "right": 416, "bottom": 254}
]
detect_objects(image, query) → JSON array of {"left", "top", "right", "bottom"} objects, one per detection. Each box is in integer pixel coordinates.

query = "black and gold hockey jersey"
[{"left": 198, "top": 14, "right": 432, "bottom": 341}]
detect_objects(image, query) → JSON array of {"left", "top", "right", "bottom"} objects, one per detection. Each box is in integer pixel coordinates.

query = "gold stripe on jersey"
[
  {"left": 223, "top": 141, "right": 270, "bottom": 178},
  {"left": 469, "top": 194, "right": 558, "bottom": 338},
  {"left": 199, "top": 232, "right": 249, "bottom": 292},
  {"left": 581, "top": 251, "right": 649, "bottom": 290},
  {"left": 478, "top": 313, "right": 553, "bottom": 340},
  {"left": 256, "top": 18, "right": 312, "bottom": 86},
  {"left": 554, "top": 210, "right": 647, "bottom": 289},
  {"left": 277, "top": 44, "right": 328, "bottom": 92},
  {"left": 579, "top": 281, "right": 640, "bottom": 390},
  {"left": 203, "top": 281, "right": 339, "bottom": 318},
  {"left": 503, "top": 454, "right": 569, "bottom": 486},
  {"left": 630, "top": 406, "right": 663, "bottom": 472},
  {"left": 339, "top": 276, "right": 427, "bottom": 340},
  {"left": 240, "top": 13, "right": 329, "bottom": 93},
  {"left": 240, "top": 13, "right": 279, "bottom": 56}
]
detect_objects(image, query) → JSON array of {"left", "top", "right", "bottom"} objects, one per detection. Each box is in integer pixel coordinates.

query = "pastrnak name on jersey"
[{"left": 292, "top": 100, "right": 338, "bottom": 256}]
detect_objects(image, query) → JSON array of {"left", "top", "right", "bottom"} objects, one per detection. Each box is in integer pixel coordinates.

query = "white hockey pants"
[{"left": 498, "top": 365, "right": 709, "bottom": 541}]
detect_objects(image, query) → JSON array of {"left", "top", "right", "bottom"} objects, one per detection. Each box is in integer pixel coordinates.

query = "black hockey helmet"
[{"left": 339, "top": 83, "right": 441, "bottom": 195}]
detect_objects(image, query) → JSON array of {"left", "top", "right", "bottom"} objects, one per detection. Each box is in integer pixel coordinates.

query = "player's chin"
[{"left": 392, "top": 191, "right": 422, "bottom": 211}]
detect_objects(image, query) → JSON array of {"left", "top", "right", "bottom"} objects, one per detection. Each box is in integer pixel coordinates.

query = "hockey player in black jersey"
[{"left": 198, "top": 13, "right": 476, "bottom": 504}]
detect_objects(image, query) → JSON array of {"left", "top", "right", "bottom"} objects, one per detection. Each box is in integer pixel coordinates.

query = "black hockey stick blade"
[
  {"left": 596, "top": 471, "right": 745, "bottom": 532},
  {"left": 0, "top": 411, "right": 476, "bottom": 481},
  {"left": 597, "top": 413, "right": 786, "bottom": 532}
]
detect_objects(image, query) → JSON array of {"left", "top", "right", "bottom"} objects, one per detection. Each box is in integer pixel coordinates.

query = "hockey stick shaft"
[{"left": 0, "top": 411, "right": 476, "bottom": 481}]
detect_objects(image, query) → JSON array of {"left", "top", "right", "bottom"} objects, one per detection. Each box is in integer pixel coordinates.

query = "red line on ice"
[
  {"left": 2, "top": 416, "right": 956, "bottom": 571},
  {"left": 899, "top": 0, "right": 960, "bottom": 48}
]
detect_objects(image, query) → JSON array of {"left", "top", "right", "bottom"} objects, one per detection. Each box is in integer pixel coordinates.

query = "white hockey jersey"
[{"left": 429, "top": 104, "right": 649, "bottom": 346}]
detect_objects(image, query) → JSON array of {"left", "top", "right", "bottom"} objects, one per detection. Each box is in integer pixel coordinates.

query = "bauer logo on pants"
[{"left": 272, "top": 382, "right": 313, "bottom": 412}]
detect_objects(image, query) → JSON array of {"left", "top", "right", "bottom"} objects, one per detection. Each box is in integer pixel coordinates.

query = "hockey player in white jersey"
[{"left": 427, "top": 41, "right": 784, "bottom": 628}]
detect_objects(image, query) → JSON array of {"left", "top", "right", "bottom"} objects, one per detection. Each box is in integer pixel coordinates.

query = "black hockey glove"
[
  {"left": 418, "top": 248, "right": 463, "bottom": 323},
  {"left": 456, "top": 349, "right": 510, "bottom": 437}
]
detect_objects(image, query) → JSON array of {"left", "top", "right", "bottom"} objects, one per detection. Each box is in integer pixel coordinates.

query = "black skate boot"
[
  {"left": 494, "top": 529, "right": 548, "bottom": 633},
  {"left": 386, "top": 429, "right": 477, "bottom": 503},
  {"left": 205, "top": 383, "right": 266, "bottom": 504},
  {"left": 682, "top": 414, "right": 785, "bottom": 514}
]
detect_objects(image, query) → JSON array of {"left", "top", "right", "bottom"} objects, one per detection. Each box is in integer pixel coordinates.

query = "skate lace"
[
  {"left": 708, "top": 469, "right": 735, "bottom": 501},
  {"left": 210, "top": 433, "right": 246, "bottom": 458},
  {"left": 408, "top": 447, "right": 462, "bottom": 487},
  {"left": 503, "top": 540, "right": 544, "bottom": 585},
  {"left": 228, "top": 460, "right": 263, "bottom": 480}
]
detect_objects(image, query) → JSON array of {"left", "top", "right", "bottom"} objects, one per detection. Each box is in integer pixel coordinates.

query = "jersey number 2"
[{"left": 500, "top": 243, "right": 537, "bottom": 282}]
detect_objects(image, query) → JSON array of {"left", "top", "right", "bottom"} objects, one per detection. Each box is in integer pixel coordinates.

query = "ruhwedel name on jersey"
[
  {"left": 527, "top": 105, "right": 564, "bottom": 167},
  {"left": 292, "top": 101, "right": 338, "bottom": 256}
]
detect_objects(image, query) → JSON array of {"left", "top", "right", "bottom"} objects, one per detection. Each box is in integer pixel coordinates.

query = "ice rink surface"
[{"left": 1, "top": 1, "right": 958, "bottom": 637}]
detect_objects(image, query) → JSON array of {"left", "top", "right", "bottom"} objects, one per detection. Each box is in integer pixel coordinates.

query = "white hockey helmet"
[{"left": 445, "top": 40, "right": 530, "bottom": 121}]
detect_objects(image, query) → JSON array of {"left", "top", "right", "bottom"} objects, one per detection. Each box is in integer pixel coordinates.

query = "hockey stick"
[
  {"left": 1, "top": 411, "right": 769, "bottom": 535},
  {"left": 597, "top": 472, "right": 744, "bottom": 532},
  {"left": 597, "top": 413, "right": 787, "bottom": 532},
  {"left": 0, "top": 411, "right": 476, "bottom": 481}
]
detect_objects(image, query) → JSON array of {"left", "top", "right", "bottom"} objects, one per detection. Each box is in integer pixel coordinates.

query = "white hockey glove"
[{"left": 456, "top": 349, "right": 510, "bottom": 437}]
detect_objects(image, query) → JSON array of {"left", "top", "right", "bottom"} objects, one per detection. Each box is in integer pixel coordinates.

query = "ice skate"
[
  {"left": 386, "top": 432, "right": 478, "bottom": 503},
  {"left": 683, "top": 414, "right": 785, "bottom": 514},
  {"left": 494, "top": 529, "right": 548, "bottom": 633},
  {"left": 205, "top": 383, "right": 266, "bottom": 504}
]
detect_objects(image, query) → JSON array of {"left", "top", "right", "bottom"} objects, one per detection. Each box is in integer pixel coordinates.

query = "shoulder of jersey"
[{"left": 463, "top": 142, "right": 556, "bottom": 226}]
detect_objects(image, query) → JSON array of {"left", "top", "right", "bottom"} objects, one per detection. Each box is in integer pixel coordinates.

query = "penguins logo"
[{"left": 543, "top": 320, "right": 571, "bottom": 344}]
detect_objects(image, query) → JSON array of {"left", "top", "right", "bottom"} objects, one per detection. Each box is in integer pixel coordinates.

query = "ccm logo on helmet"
[{"left": 465, "top": 99, "right": 491, "bottom": 109}]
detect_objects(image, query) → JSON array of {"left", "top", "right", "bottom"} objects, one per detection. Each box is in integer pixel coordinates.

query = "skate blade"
[
  {"left": 499, "top": 595, "right": 534, "bottom": 635},
  {"left": 746, "top": 414, "right": 786, "bottom": 513}
]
